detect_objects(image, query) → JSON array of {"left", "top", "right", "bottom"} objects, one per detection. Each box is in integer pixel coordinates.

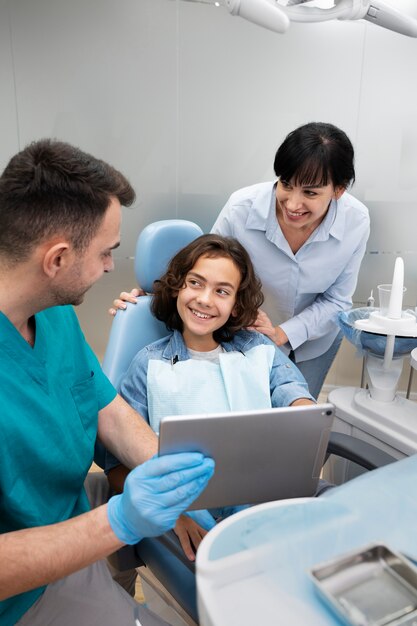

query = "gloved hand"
[
  {"left": 107, "top": 452, "right": 215, "bottom": 545},
  {"left": 185, "top": 509, "right": 216, "bottom": 531}
]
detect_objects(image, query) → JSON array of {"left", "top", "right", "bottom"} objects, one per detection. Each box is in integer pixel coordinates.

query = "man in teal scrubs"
[{"left": 0, "top": 139, "right": 214, "bottom": 626}]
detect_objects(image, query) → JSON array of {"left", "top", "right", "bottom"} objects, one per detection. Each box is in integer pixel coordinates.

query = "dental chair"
[
  {"left": 97, "top": 219, "right": 397, "bottom": 625},
  {"left": 98, "top": 219, "right": 204, "bottom": 624}
]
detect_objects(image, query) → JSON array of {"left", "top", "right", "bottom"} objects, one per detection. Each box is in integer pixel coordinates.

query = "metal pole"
[{"left": 406, "top": 365, "right": 414, "bottom": 399}]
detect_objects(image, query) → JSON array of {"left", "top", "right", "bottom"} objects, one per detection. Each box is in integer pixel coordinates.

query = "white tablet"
[{"left": 158, "top": 403, "right": 334, "bottom": 510}]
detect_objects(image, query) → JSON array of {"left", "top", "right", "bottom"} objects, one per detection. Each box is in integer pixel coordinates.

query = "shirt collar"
[
  {"left": 245, "top": 181, "right": 292, "bottom": 255},
  {"left": 245, "top": 181, "right": 277, "bottom": 231},
  {"left": 222, "top": 329, "right": 254, "bottom": 353},
  {"left": 160, "top": 328, "right": 256, "bottom": 360},
  {"left": 313, "top": 198, "right": 346, "bottom": 242},
  {"left": 161, "top": 329, "right": 190, "bottom": 362},
  {"left": 245, "top": 181, "right": 346, "bottom": 243}
]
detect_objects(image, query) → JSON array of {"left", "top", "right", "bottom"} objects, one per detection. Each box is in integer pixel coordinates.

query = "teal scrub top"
[{"left": 0, "top": 305, "right": 117, "bottom": 625}]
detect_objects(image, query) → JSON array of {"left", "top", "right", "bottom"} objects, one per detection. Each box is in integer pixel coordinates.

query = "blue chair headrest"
[{"left": 135, "top": 220, "right": 204, "bottom": 292}]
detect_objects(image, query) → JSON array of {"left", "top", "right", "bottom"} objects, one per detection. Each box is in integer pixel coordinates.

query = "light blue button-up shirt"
[{"left": 212, "top": 181, "right": 370, "bottom": 363}]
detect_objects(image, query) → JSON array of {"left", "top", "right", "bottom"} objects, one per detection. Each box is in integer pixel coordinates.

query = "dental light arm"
[
  {"left": 362, "top": 1, "right": 417, "bottom": 38},
  {"left": 224, "top": 0, "right": 290, "bottom": 33},
  {"left": 224, "top": 0, "right": 417, "bottom": 37}
]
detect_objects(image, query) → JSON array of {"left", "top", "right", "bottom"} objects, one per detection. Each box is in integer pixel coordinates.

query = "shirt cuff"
[
  {"left": 278, "top": 382, "right": 315, "bottom": 406},
  {"left": 280, "top": 317, "right": 308, "bottom": 352}
]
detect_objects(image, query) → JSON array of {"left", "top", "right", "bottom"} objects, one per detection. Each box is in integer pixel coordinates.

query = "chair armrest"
[
  {"left": 327, "top": 432, "right": 397, "bottom": 470},
  {"left": 155, "top": 530, "right": 196, "bottom": 573}
]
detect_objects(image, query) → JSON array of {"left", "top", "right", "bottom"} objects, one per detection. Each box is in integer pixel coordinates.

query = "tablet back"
[{"left": 158, "top": 403, "right": 334, "bottom": 510}]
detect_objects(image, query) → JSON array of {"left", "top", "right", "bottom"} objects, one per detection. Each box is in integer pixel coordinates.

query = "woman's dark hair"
[
  {"left": 0, "top": 138, "right": 135, "bottom": 265},
  {"left": 273, "top": 122, "right": 355, "bottom": 189},
  {"left": 152, "top": 234, "right": 264, "bottom": 343}
]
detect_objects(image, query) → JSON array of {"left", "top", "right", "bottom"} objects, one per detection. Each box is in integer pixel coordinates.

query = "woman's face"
[{"left": 276, "top": 178, "right": 345, "bottom": 233}]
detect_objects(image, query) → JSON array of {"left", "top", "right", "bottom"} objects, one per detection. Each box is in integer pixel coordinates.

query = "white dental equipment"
[
  {"left": 328, "top": 257, "right": 417, "bottom": 478},
  {"left": 221, "top": 0, "right": 417, "bottom": 37}
]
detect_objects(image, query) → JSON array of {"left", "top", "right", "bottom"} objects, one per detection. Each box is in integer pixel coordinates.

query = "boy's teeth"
[{"left": 192, "top": 309, "right": 210, "bottom": 319}]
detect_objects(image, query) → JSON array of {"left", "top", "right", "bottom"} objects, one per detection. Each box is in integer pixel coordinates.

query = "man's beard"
[
  {"left": 51, "top": 285, "right": 89, "bottom": 306},
  {"left": 50, "top": 263, "right": 91, "bottom": 307}
]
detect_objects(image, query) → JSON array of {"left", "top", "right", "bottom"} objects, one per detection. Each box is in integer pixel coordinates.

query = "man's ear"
[{"left": 42, "top": 242, "right": 71, "bottom": 278}]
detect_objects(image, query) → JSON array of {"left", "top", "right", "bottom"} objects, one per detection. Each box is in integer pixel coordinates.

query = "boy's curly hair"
[{"left": 152, "top": 234, "right": 264, "bottom": 342}]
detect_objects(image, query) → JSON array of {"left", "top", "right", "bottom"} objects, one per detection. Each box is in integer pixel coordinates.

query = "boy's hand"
[{"left": 174, "top": 515, "right": 208, "bottom": 561}]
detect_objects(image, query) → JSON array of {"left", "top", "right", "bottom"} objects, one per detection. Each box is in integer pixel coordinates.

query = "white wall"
[{"left": 1, "top": 0, "right": 417, "bottom": 387}]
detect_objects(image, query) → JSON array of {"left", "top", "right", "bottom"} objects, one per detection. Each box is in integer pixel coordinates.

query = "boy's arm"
[
  {"left": 267, "top": 340, "right": 315, "bottom": 407},
  {"left": 291, "top": 398, "right": 315, "bottom": 406}
]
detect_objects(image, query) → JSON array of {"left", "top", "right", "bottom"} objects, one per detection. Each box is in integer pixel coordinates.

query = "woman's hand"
[
  {"left": 248, "top": 309, "right": 289, "bottom": 347},
  {"left": 108, "top": 288, "right": 145, "bottom": 316}
]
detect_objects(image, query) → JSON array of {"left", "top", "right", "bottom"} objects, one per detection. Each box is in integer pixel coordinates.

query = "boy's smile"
[{"left": 177, "top": 254, "right": 241, "bottom": 351}]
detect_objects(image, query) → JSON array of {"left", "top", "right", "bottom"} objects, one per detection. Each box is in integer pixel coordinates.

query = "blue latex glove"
[
  {"left": 107, "top": 452, "right": 215, "bottom": 545},
  {"left": 185, "top": 509, "right": 216, "bottom": 531}
]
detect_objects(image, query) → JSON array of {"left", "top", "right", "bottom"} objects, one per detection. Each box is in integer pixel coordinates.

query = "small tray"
[{"left": 310, "top": 544, "right": 417, "bottom": 626}]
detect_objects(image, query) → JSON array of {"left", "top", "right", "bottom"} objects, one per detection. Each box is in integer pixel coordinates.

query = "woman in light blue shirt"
[{"left": 212, "top": 122, "right": 370, "bottom": 398}]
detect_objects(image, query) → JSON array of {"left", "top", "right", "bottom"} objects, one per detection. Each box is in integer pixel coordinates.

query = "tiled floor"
[{"left": 136, "top": 573, "right": 193, "bottom": 626}]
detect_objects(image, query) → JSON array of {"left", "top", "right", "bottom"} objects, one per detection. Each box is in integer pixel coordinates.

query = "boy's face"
[{"left": 177, "top": 254, "right": 241, "bottom": 351}]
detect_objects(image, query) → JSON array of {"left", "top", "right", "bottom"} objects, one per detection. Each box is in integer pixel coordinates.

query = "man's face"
[{"left": 52, "top": 196, "right": 121, "bottom": 306}]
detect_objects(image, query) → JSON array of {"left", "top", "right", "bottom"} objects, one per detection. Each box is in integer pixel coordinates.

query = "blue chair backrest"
[
  {"left": 102, "top": 219, "right": 204, "bottom": 391},
  {"left": 95, "top": 220, "right": 203, "bottom": 469}
]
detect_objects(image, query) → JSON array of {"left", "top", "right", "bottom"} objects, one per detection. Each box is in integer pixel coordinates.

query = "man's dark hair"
[
  {"left": 0, "top": 139, "right": 135, "bottom": 264},
  {"left": 274, "top": 122, "right": 355, "bottom": 190},
  {"left": 152, "top": 234, "right": 264, "bottom": 343}
]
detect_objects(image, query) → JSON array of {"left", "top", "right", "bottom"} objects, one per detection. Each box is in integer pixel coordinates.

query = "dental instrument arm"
[
  {"left": 224, "top": 0, "right": 290, "bottom": 33},
  {"left": 359, "top": 1, "right": 417, "bottom": 37},
  {"left": 224, "top": 0, "right": 417, "bottom": 37}
]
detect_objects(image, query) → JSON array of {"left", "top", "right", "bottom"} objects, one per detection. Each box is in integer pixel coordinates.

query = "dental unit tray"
[
  {"left": 338, "top": 308, "right": 417, "bottom": 358},
  {"left": 355, "top": 311, "right": 417, "bottom": 339},
  {"left": 310, "top": 543, "right": 417, "bottom": 626}
]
